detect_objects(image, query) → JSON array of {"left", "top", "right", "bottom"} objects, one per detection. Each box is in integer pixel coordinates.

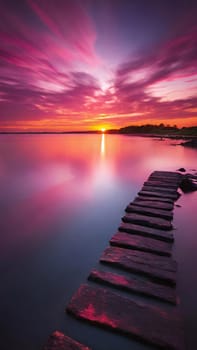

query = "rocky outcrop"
[
  {"left": 180, "top": 174, "right": 197, "bottom": 192},
  {"left": 181, "top": 139, "right": 197, "bottom": 148}
]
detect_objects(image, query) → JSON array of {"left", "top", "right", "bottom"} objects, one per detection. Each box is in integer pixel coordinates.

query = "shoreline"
[{"left": 0, "top": 131, "right": 197, "bottom": 138}]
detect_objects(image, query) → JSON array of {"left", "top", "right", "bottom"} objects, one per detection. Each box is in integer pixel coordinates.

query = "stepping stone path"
[{"left": 43, "top": 171, "right": 185, "bottom": 350}]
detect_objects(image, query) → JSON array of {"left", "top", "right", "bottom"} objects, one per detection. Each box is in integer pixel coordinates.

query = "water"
[{"left": 0, "top": 134, "right": 196, "bottom": 350}]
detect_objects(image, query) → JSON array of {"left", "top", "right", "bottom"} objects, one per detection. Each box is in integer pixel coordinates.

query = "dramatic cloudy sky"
[{"left": 0, "top": 0, "right": 197, "bottom": 131}]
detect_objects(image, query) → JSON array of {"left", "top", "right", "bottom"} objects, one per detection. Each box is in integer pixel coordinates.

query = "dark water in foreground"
[{"left": 0, "top": 134, "right": 196, "bottom": 350}]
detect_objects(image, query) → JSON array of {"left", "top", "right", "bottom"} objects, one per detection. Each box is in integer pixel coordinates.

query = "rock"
[
  {"left": 180, "top": 176, "right": 197, "bottom": 193},
  {"left": 88, "top": 269, "right": 177, "bottom": 304},
  {"left": 100, "top": 246, "right": 177, "bottom": 285},
  {"left": 181, "top": 139, "right": 197, "bottom": 148},
  {"left": 66, "top": 284, "right": 184, "bottom": 349},
  {"left": 43, "top": 331, "right": 91, "bottom": 350},
  {"left": 177, "top": 168, "right": 186, "bottom": 172},
  {"left": 185, "top": 173, "right": 197, "bottom": 180}
]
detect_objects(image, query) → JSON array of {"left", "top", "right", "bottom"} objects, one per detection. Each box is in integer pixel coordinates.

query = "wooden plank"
[
  {"left": 122, "top": 212, "right": 173, "bottom": 231},
  {"left": 125, "top": 204, "right": 173, "bottom": 220},
  {"left": 144, "top": 180, "right": 178, "bottom": 189},
  {"left": 43, "top": 331, "right": 91, "bottom": 350},
  {"left": 110, "top": 232, "right": 172, "bottom": 256},
  {"left": 151, "top": 171, "right": 182, "bottom": 178},
  {"left": 132, "top": 198, "right": 174, "bottom": 211},
  {"left": 135, "top": 195, "right": 174, "bottom": 203},
  {"left": 119, "top": 222, "right": 174, "bottom": 242},
  {"left": 142, "top": 185, "right": 178, "bottom": 194},
  {"left": 138, "top": 190, "right": 179, "bottom": 200},
  {"left": 148, "top": 176, "right": 182, "bottom": 185},
  {"left": 67, "top": 284, "right": 184, "bottom": 349},
  {"left": 100, "top": 246, "right": 177, "bottom": 285},
  {"left": 89, "top": 269, "right": 177, "bottom": 304},
  {"left": 148, "top": 173, "right": 182, "bottom": 179}
]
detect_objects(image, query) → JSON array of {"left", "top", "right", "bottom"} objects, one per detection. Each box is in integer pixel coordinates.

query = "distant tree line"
[{"left": 108, "top": 124, "right": 197, "bottom": 136}]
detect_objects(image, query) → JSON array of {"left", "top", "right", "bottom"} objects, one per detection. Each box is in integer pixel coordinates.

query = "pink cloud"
[
  {"left": 0, "top": 1, "right": 196, "bottom": 130},
  {"left": 28, "top": 0, "right": 100, "bottom": 65},
  {"left": 109, "top": 26, "right": 197, "bottom": 124}
]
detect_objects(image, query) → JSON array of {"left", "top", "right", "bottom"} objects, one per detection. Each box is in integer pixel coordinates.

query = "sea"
[{"left": 0, "top": 134, "right": 196, "bottom": 350}]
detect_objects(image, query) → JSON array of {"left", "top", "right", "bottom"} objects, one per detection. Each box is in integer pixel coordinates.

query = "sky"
[{"left": 0, "top": 0, "right": 197, "bottom": 131}]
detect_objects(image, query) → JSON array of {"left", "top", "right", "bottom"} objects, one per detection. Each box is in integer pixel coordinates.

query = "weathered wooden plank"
[
  {"left": 132, "top": 198, "right": 174, "bottom": 211},
  {"left": 135, "top": 195, "right": 174, "bottom": 204},
  {"left": 148, "top": 176, "right": 182, "bottom": 185},
  {"left": 43, "top": 331, "right": 91, "bottom": 350},
  {"left": 100, "top": 246, "right": 177, "bottom": 285},
  {"left": 152, "top": 173, "right": 182, "bottom": 179},
  {"left": 138, "top": 190, "right": 179, "bottom": 200},
  {"left": 149, "top": 173, "right": 180, "bottom": 179},
  {"left": 67, "top": 284, "right": 184, "bottom": 349},
  {"left": 89, "top": 269, "right": 177, "bottom": 304},
  {"left": 142, "top": 185, "right": 178, "bottom": 194},
  {"left": 151, "top": 171, "right": 182, "bottom": 178},
  {"left": 125, "top": 204, "right": 173, "bottom": 220},
  {"left": 144, "top": 180, "right": 178, "bottom": 189},
  {"left": 110, "top": 232, "right": 172, "bottom": 256},
  {"left": 119, "top": 222, "right": 174, "bottom": 242},
  {"left": 122, "top": 212, "right": 173, "bottom": 231}
]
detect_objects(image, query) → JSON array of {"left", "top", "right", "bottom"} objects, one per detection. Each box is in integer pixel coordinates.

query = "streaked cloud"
[{"left": 0, "top": 0, "right": 196, "bottom": 130}]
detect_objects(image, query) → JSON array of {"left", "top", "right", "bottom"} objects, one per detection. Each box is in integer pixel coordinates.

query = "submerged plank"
[
  {"left": 122, "top": 212, "right": 173, "bottom": 230},
  {"left": 132, "top": 198, "right": 174, "bottom": 211},
  {"left": 125, "top": 204, "right": 173, "bottom": 220},
  {"left": 138, "top": 190, "right": 179, "bottom": 200},
  {"left": 89, "top": 269, "right": 177, "bottom": 304},
  {"left": 43, "top": 331, "right": 91, "bottom": 350},
  {"left": 110, "top": 232, "right": 172, "bottom": 256},
  {"left": 119, "top": 222, "right": 174, "bottom": 242},
  {"left": 67, "top": 284, "right": 184, "bottom": 349},
  {"left": 100, "top": 246, "right": 177, "bottom": 285}
]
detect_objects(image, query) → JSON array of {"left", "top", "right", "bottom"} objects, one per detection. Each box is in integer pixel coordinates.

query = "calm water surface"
[{"left": 0, "top": 134, "right": 196, "bottom": 350}]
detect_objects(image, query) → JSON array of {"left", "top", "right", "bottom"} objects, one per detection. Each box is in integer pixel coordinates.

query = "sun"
[{"left": 101, "top": 128, "right": 106, "bottom": 133}]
